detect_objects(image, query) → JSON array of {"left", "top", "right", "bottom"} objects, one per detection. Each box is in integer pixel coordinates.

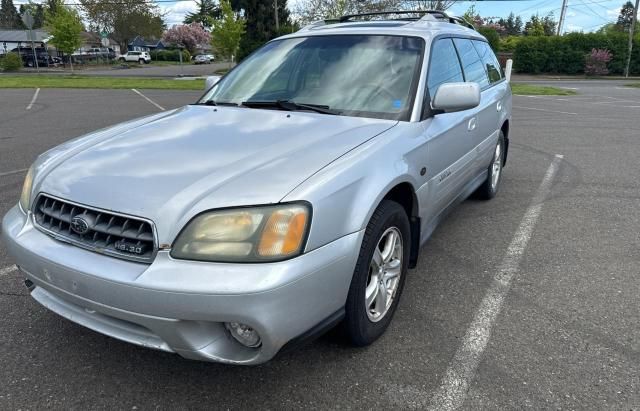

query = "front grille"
[{"left": 32, "top": 194, "right": 156, "bottom": 263}]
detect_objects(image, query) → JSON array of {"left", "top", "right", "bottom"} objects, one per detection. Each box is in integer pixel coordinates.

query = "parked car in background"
[
  {"left": 86, "top": 47, "right": 116, "bottom": 60},
  {"left": 119, "top": 51, "right": 151, "bottom": 64},
  {"left": 10, "top": 47, "right": 53, "bottom": 67},
  {"left": 194, "top": 54, "right": 211, "bottom": 64},
  {"left": 3, "top": 10, "right": 512, "bottom": 365},
  {"left": 205, "top": 54, "right": 215, "bottom": 62}
]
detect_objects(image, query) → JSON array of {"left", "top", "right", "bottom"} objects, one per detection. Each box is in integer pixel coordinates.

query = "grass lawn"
[
  {"left": 511, "top": 84, "right": 578, "bottom": 96},
  {"left": 627, "top": 83, "right": 640, "bottom": 88},
  {"left": 0, "top": 75, "right": 205, "bottom": 90}
]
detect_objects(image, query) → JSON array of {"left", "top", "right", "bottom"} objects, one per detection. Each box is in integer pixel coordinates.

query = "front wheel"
[
  {"left": 475, "top": 131, "right": 505, "bottom": 200},
  {"left": 343, "top": 200, "right": 410, "bottom": 346}
]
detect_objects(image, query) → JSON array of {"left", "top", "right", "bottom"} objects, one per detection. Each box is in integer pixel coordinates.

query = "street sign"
[
  {"left": 101, "top": 31, "right": 108, "bottom": 39},
  {"left": 101, "top": 38, "right": 109, "bottom": 47},
  {"left": 22, "top": 11, "right": 34, "bottom": 30}
]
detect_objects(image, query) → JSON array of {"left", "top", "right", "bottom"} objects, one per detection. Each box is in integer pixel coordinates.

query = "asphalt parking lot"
[{"left": 0, "top": 81, "right": 639, "bottom": 409}]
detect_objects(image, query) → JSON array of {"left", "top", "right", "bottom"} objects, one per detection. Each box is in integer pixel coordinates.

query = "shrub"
[
  {"left": 478, "top": 27, "right": 500, "bottom": 52},
  {"left": 500, "top": 36, "right": 521, "bottom": 53},
  {"left": 0, "top": 52, "right": 22, "bottom": 72},
  {"left": 149, "top": 49, "right": 191, "bottom": 62},
  {"left": 513, "top": 32, "right": 640, "bottom": 75},
  {"left": 585, "top": 48, "right": 612, "bottom": 76}
]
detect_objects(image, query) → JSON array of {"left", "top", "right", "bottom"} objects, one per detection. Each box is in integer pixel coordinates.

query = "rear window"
[
  {"left": 452, "top": 38, "right": 490, "bottom": 89},
  {"left": 472, "top": 40, "right": 503, "bottom": 84}
]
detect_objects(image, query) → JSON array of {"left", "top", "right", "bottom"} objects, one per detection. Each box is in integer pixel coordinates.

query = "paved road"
[{"left": 0, "top": 81, "right": 638, "bottom": 409}]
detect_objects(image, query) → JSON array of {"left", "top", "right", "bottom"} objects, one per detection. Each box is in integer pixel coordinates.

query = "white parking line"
[
  {"left": 427, "top": 155, "right": 563, "bottom": 411},
  {"left": 131, "top": 89, "right": 165, "bottom": 111},
  {"left": 513, "top": 105, "right": 578, "bottom": 115},
  {"left": 0, "top": 168, "right": 28, "bottom": 178},
  {"left": 26, "top": 88, "right": 40, "bottom": 110},
  {"left": 0, "top": 265, "right": 17, "bottom": 277}
]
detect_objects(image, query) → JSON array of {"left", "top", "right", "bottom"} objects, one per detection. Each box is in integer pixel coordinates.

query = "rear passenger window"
[
  {"left": 472, "top": 40, "right": 503, "bottom": 84},
  {"left": 427, "top": 38, "right": 463, "bottom": 97},
  {"left": 452, "top": 38, "right": 489, "bottom": 89}
]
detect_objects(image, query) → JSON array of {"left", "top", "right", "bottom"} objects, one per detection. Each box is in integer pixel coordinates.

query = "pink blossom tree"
[
  {"left": 162, "top": 23, "right": 211, "bottom": 54},
  {"left": 585, "top": 49, "right": 612, "bottom": 76}
]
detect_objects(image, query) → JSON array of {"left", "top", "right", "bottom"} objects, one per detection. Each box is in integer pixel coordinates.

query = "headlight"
[
  {"left": 171, "top": 203, "right": 310, "bottom": 263},
  {"left": 19, "top": 165, "right": 35, "bottom": 213}
]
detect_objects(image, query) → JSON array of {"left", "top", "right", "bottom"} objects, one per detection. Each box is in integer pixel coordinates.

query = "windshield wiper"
[
  {"left": 241, "top": 100, "right": 339, "bottom": 115},
  {"left": 199, "top": 100, "right": 239, "bottom": 107}
]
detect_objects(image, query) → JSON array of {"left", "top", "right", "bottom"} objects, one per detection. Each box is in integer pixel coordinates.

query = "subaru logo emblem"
[{"left": 70, "top": 216, "right": 90, "bottom": 235}]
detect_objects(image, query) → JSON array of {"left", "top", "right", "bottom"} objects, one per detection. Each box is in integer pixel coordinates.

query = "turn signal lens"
[
  {"left": 258, "top": 207, "right": 308, "bottom": 257},
  {"left": 19, "top": 165, "right": 34, "bottom": 213}
]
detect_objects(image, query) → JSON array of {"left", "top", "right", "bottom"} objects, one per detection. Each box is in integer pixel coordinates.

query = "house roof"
[
  {"left": 129, "top": 36, "right": 164, "bottom": 47},
  {"left": 0, "top": 29, "right": 50, "bottom": 43}
]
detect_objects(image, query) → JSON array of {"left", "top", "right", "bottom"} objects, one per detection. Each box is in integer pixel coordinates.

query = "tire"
[
  {"left": 343, "top": 200, "right": 410, "bottom": 346},
  {"left": 475, "top": 131, "right": 505, "bottom": 200},
  {"left": 139, "top": 59, "right": 145, "bottom": 65},
  {"left": 119, "top": 58, "right": 125, "bottom": 62}
]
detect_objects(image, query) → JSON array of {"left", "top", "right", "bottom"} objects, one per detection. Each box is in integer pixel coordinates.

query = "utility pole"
[
  {"left": 624, "top": 0, "right": 639, "bottom": 77},
  {"left": 274, "top": 0, "right": 280, "bottom": 33},
  {"left": 557, "top": 0, "right": 569, "bottom": 35}
]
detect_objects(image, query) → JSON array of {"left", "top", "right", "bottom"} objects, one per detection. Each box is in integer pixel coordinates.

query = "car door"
[
  {"left": 418, "top": 37, "right": 481, "bottom": 221},
  {"left": 471, "top": 40, "right": 509, "bottom": 171}
]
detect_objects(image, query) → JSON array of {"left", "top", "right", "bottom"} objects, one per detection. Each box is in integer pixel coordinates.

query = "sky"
[
  {"left": 12, "top": 0, "right": 630, "bottom": 33},
  {"left": 156, "top": 0, "right": 628, "bottom": 33}
]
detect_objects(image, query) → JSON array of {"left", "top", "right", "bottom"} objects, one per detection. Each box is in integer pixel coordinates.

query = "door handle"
[
  {"left": 497, "top": 101, "right": 503, "bottom": 112},
  {"left": 467, "top": 117, "right": 477, "bottom": 131}
]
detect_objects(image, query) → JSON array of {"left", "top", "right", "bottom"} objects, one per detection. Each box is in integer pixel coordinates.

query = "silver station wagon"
[{"left": 2, "top": 11, "right": 512, "bottom": 365}]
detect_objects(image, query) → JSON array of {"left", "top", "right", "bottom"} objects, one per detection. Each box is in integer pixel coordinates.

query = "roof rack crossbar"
[{"left": 326, "top": 10, "right": 476, "bottom": 30}]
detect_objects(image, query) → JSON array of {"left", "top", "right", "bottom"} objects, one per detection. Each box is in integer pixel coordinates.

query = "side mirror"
[
  {"left": 431, "top": 82, "right": 480, "bottom": 113},
  {"left": 205, "top": 75, "right": 221, "bottom": 91}
]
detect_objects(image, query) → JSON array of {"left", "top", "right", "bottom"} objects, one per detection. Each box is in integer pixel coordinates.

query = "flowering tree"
[
  {"left": 163, "top": 23, "right": 211, "bottom": 54},
  {"left": 585, "top": 49, "right": 612, "bottom": 76}
]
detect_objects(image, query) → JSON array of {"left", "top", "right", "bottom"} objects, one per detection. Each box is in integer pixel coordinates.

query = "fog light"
[{"left": 225, "top": 322, "right": 262, "bottom": 348}]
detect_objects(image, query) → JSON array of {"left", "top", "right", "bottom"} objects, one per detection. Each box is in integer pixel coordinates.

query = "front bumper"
[{"left": 2, "top": 205, "right": 362, "bottom": 364}]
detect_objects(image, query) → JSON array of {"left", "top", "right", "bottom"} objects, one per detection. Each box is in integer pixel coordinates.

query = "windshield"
[{"left": 199, "top": 35, "right": 425, "bottom": 120}]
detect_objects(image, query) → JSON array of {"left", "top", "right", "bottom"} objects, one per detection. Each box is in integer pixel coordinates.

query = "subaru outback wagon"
[{"left": 3, "top": 11, "right": 512, "bottom": 365}]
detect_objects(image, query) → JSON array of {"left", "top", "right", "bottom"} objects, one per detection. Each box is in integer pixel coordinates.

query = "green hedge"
[
  {"left": 0, "top": 53, "right": 22, "bottom": 72},
  {"left": 513, "top": 32, "right": 640, "bottom": 75},
  {"left": 149, "top": 49, "right": 191, "bottom": 62},
  {"left": 478, "top": 27, "right": 500, "bottom": 52}
]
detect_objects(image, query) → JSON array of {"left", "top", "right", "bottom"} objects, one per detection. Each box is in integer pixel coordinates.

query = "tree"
[
  {"left": 79, "top": 0, "right": 165, "bottom": 53},
  {"left": 19, "top": 2, "right": 45, "bottom": 29},
  {"left": 184, "top": 0, "right": 220, "bottom": 29},
  {"left": 211, "top": 0, "right": 245, "bottom": 65},
  {"left": 163, "top": 23, "right": 211, "bottom": 54},
  {"left": 525, "top": 14, "right": 548, "bottom": 36},
  {"left": 541, "top": 12, "right": 557, "bottom": 35},
  {"left": 617, "top": 1, "right": 638, "bottom": 32},
  {"left": 402, "top": 0, "right": 457, "bottom": 11},
  {"left": 294, "top": 0, "right": 402, "bottom": 25},
  {"left": 232, "top": 0, "right": 293, "bottom": 59},
  {"left": 45, "top": 0, "right": 64, "bottom": 18},
  {"left": 498, "top": 12, "right": 523, "bottom": 36},
  {"left": 46, "top": 5, "right": 82, "bottom": 70},
  {"left": 0, "top": 0, "right": 25, "bottom": 29}
]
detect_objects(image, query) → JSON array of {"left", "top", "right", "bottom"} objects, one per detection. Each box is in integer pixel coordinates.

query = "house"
[
  {"left": 128, "top": 36, "right": 165, "bottom": 52},
  {"left": 77, "top": 31, "right": 122, "bottom": 55},
  {"left": 0, "top": 29, "right": 50, "bottom": 55}
]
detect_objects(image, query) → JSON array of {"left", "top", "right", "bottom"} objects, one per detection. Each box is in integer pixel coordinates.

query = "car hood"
[{"left": 36, "top": 105, "right": 397, "bottom": 242}]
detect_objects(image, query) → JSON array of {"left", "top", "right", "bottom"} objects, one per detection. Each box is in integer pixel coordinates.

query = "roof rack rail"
[{"left": 326, "top": 10, "right": 476, "bottom": 30}]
